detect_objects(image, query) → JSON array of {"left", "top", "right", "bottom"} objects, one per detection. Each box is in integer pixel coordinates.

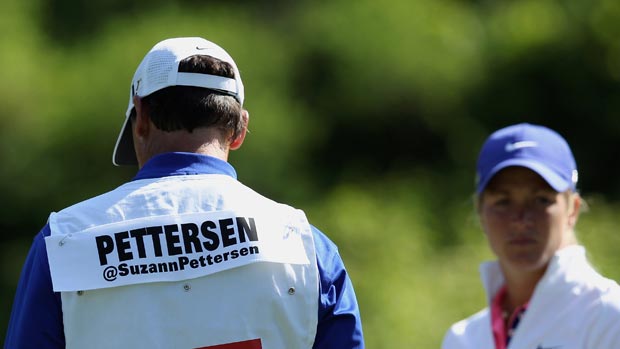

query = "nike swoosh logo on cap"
[
  {"left": 505, "top": 141, "right": 538, "bottom": 152},
  {"left": 195, "top": 46, "right": 212, "bottom": 50}
]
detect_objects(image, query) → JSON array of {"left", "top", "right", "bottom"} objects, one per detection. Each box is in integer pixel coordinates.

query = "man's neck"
[{"left": 138, "top": 128, "right": 230, "bottom": 168}]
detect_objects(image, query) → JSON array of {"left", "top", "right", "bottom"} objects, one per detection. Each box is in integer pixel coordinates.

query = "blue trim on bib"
[{"left": 133, "top": 152, "right": 237, "bottom": 180}]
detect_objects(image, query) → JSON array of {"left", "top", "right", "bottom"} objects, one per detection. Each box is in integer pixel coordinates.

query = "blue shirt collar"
[{"left": 133, "top": 152, "right": 237, "bottom": 180}]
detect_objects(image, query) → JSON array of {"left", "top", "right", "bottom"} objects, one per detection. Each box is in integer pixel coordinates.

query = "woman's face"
[{"left": 478, "top": 167, "right": 579, "bottom": 276}]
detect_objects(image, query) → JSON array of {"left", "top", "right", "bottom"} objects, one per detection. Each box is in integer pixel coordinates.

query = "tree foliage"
[{"left": 1, "top": 0, "right": 620, "bottom": 347}]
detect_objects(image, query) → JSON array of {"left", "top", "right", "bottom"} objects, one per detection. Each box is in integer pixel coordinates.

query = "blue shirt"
[{"left": 5, "top": 153, "right": 364, "bottom": 349}]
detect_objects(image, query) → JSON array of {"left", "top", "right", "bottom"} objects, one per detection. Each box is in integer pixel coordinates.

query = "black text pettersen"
[{"left": 95, "top": 216, "right": 259, "bottom": 266}]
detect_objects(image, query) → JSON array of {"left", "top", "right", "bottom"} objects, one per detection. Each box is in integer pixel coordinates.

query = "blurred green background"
[{"left": 2, "top": 0, "right": 620, "bottom": 347}]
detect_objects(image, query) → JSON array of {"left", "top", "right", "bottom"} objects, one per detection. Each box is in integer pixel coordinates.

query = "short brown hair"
[{"left": 137, "top": 55, "right": 244, "bottom": 139}]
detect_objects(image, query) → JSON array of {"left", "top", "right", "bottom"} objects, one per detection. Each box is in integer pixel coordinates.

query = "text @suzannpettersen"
[{"left": 95, "top": 216, "right": 260, "bottom": 282}]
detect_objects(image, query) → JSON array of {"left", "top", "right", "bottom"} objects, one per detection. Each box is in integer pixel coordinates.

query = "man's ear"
[
  {"left": 132, "top": 95, "right": 150, "bottom": 140},
  {"left": 230, "top": 110, "right": 249, "bottom": 150}
]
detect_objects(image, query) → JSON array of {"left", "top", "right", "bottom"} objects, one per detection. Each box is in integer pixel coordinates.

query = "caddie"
[
  {"left": 442, "top": 123, "right": 620, "bottom": 349},
  {"left": 5, "top": 37, "right": 365, "bottom": 349}
]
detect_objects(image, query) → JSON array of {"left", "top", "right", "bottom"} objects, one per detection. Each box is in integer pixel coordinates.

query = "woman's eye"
[
  {"left": 493, "top": 198, "right": 510, "bottom": 206},
  {"left": 535, "top": 196, "right": 554, "bottom": 205}
]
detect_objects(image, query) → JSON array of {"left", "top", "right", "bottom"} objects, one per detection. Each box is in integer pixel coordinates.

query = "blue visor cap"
[{"left": 475, "top": 123, "right": 578, "bottom": 194}]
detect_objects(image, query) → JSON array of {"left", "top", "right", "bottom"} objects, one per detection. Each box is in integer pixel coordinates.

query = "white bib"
[{"left": 46, "top": 174, "right": 319, "bottom": 349}]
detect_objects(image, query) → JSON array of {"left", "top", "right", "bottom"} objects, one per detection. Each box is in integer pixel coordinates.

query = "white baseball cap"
[{"left": 112, "top": 37, "right": 245, "bottom": 166}]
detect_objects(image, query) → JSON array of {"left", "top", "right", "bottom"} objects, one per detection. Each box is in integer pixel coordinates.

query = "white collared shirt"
[{"left": 442, "top": 246, "right": 620, "bottom": 349}]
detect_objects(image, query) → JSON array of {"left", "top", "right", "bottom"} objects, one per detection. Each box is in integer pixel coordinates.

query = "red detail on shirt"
[
  {"left": 195, "top": 338, "right": 262, "bottom": 349},
  {"left": 490, "top": 286, "right": 528, "bottom": 349}
]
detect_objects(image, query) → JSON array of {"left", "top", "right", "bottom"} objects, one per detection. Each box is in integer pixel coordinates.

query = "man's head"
[{"left": 112, "top": 37, "right": 246, "bottom": 166}]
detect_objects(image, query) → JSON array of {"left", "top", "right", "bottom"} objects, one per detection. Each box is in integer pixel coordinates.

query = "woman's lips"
[{"left": 508, "top": 236, "right": 537, "bottom": 245}]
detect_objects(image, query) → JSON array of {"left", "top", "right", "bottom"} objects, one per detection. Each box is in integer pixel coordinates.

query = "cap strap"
[{"left": 175, "top": 72, "right": 238, "bottom": 96}]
